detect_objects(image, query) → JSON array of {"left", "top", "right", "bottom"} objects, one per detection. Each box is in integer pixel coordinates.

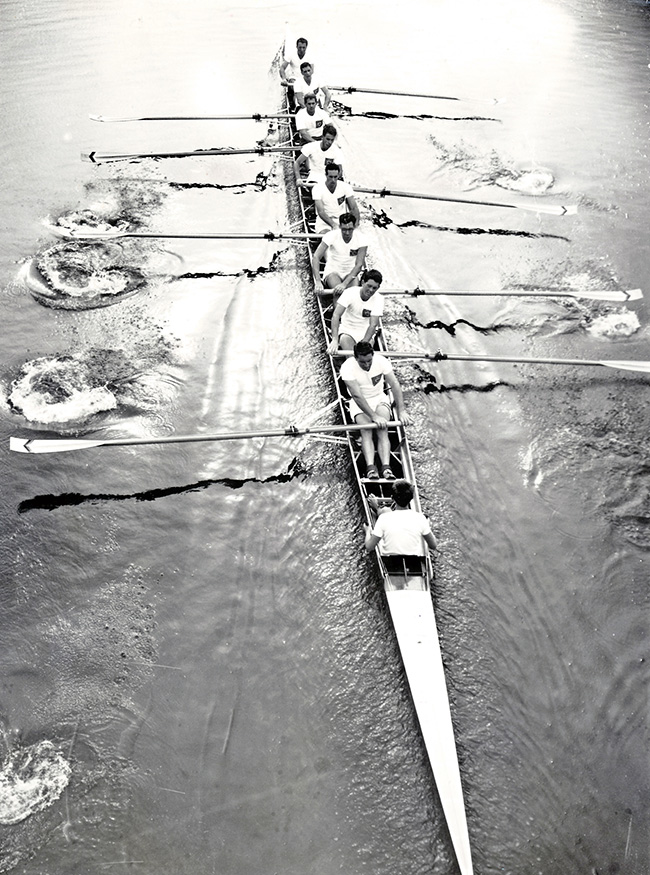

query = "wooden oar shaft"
[
  {"left": 10, "top": 421, "right": 402, "bottom": 454},
  {"left": 355, "top": 185, "right": 577, "bottom": 216},
  {"left": 381, "top": 288, "right": 642, "bottom": 302},
  {"left": 330, "top": 85, "right": 499, "bottom": 105},
  {"left": 91, "top": 113, "right": 291, "bottom": 122},
  {"left": 53, "top": 229, "right": 318, "bottom": 241},
  {"left": 334, "top": 350, "right": 650, "bottom": 373},
  {"left": 84, "top": 145, "right": 299, "bottom": 163}
]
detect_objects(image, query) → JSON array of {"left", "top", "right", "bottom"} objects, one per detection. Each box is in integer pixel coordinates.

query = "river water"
[{"left": 0, "top": 1, "right": 647, "bottom": 873}]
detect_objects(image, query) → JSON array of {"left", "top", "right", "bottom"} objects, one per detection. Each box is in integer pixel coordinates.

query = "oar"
[
  {"left": 10, "top": 421, "right": 401, "bottom": 455},
  {"left": 380, "top": 288, "right": 643, "bottom": 303},
  {"left": 335, "top": 350, "right": 650, "bottom": 374},
  {"left": 90, "top": 113, "right": 291, "bottom": 123},
  {"left": 331, "top": 85, "right": 502, "bottom": 106},
  {"left": 354, "top": 185, "right": 577, "bottom": 216},
  {"left": 47, "top": 228, "right": 319, "bottom": 241},
  {"left": 82, "top": 145, "right": 300, "bottom": 164}
]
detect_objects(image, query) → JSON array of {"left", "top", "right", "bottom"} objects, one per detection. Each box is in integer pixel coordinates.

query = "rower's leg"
[
  {"left": 338, "top": 333, "right": 355, "bottom": 350},
  {"left": 355, "top": 412, "right": 376, "bottom": 471},
  {"left": 375, "top": 402, "right": 392, "bottom": 470}
]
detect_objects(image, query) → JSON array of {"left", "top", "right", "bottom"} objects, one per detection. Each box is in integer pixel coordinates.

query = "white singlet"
[
  {"left": 321, "top": 227, "right": 368, "bottom": 277},
  {"left": 372, "top": 509, "right": 432, "bottom": 556},
  {"left": 311, "top": 179, "right": 354, "bottom": 233},
  {"left": 336, "top": 285, "right": 384, "bottom": 342}
]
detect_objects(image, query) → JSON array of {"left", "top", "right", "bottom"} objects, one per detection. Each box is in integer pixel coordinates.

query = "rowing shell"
[{"left": 283, "top": 93, "right": 475, "bottom": 875}]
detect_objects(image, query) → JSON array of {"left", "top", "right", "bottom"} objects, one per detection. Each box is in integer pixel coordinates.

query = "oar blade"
[
  {"left": 10, "top": 437, "right": 106, "bottom": 454},
  {"left": 605, "top": 360, "right": 650, "bottom": 374}
]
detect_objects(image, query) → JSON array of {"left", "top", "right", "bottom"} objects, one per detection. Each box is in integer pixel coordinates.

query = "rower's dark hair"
[
  {"left": 300, "top": 61, "right": 312, "bottom": 71},
  {"left": 297, "top": 37, "right": 308, "bottom": 45},
  {"left": 362, "top": 268, "right": 382, "bottom": 285},
  {"left": 322, "top": 123, "right": 337, "bottom": 138},
  {"left": 339, "top": 211, "right": 355, "bottom": 226},
  {"left": 304, "top": 92, "right": 318, "bottom": 102},
  {"left": 354, "top": 340, "right": 374, "bottom": 358},
  {"left": 325, "top": 161, "right": 341, "bottom": 174},
  {"left": 391, "top": 480, "right": 414, "bottom": 508}
]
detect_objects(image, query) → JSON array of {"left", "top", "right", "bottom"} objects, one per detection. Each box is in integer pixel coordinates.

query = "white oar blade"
[
  {"left": 10, "top": 437, "right": 105, "bottom": 454},
  {"left": 605, "top": 360, "right": 650, "bottom": 374},
  {"left": 512, "top": 201, "right": 578, "bottom": 216}
]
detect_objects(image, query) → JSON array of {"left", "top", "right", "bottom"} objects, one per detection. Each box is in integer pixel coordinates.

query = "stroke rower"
[
  {"left": 295, "top": 93, "right": 331, "bottom": 143},
  {"left": 311, "top": 163, "right": 359, "bottom": 232},
  {"left": 294, "top": 124, "right": 344, "bottom": 189},
  {"left": 311, "top": 212, "right": 368, "bottom": 294},
  {"left": 294, "top": 62, "right": 331, "bottom": 110},
  {"left": 339, "top": 340, "right": 411, "bottom": 481},
  {"left": 364, "top": 480, "right": 438, "bottom": 554},
  {"left": 327, "top": 269, "right": 383, "bottom": 354}
]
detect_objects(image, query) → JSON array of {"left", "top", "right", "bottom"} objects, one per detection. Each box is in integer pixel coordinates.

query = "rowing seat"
[{"left": 382, "top": 554, "right": 428, "bottom": 591}]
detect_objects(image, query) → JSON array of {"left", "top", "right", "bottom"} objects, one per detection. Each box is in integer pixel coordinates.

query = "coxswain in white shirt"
[
  {"left": 294, "top": 124, "right": 344, "bottom": 189},
  {"left": 327, "top": 269, "right": 384, "bottom": 354},
  {"left": 311, "top": 163, "right": 359, "bottom": 233},
  {"left": 295, "top": 93, "right": 331, "bottom": 143},
  {"left": 364, "top": 480, "right": 438, "bottom": 554},
  {"left": 339, "top": 341, "right": 411, "bottom": 481},
  {"left": 294, "top": 62, "right": 331, "bottom": 110},
  {"left": 311, "top": 212, "right": 368, "bottom": 294}
]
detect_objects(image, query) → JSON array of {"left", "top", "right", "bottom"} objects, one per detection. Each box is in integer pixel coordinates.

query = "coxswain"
[
  {"left": 294, "top": 62, "right": 331, "bottom": 110},
  {"left": 339, "top": 340, "right": 411, "bottom": 481},
  {"left": 364, "top": 480, "right": 439, "bottom": 554},
  {"left": 280, "top": 37, "right": 315, "bottom": 110},
  {"left": 294, "top": 124, "right": 344, "bottom": 188},
  {"left": 311, "top": 212, "right": 368, "bottom": 293},
  {"left": 327, "top": 269, "right": 383, "bottom": 354},
  {"left": 295, "top": 93, "right": 331, "bottom": 143},
  {"left": 311, "top": 163, "right": 359, "bottom": 233}
]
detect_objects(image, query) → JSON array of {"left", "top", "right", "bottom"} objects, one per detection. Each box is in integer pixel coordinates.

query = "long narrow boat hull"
[{"left": 281, "top": 83, "right": 474, "bottom": 875}]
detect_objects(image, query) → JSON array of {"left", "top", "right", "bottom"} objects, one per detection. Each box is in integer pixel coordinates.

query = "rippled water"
[{"left": 0, "top": 1, "right": 647, "bottom": 873}]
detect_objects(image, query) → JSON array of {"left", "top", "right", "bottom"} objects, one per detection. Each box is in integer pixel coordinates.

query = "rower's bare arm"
[
  {"left": 298, "top": 127, "right": 315, "bottom": 144},
  {"left": 327, "top": 304, "right": 345, "bottom": 352},
  {"left": 424, "top": 531, "right": 438, "bottom": 552},
  {"left": 279, "top": 58, "right": 292, "bottom": 83},
  {"left": 362, "top": 315, "right": 380, "bottom": 344},
  {"left": 364, "top": 529, "right": 382, "bottom": 552},
  {"left": 345, "top": 380, "right": 377, "bottom": 422},
  {"left": 347, "top": 246, "right": 368, "bottom": 286},
  {"left": 294, "top": 153, "right": 308, "bottom": 188},
  {"left": 312, "top": 240, "right": 327, "bottom": 288},
  {"left": 347, "top": 195, "right": 361, "bottom": 226},
  {"left": 321, "top": 85, "right": 332, "bottom": 109},
  {"left": 385, "top": 371, "right": 411, "bottom": 425},
  {"left": 314, "top": 198, "right": 337, "bottom": 230},
  {"left": 295, "top": 91, "right": 306, "bottom": 108}
]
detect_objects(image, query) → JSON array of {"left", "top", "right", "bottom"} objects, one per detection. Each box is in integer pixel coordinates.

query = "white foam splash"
[
  {"left": 0, "top": 740, "right": 71, "bottom": 825},
  {"left": 9, "top": 357, "right": 117, "bottom": 424},
  {"left": 586, "top": 311, "right": 640, "bottom": 339}
]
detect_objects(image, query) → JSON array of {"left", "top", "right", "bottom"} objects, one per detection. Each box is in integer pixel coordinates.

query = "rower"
[
  {"left": 364, "top": 480, "right": 438, "bottom": 554},
  {"left": 339, "top": 340, "right": 411, "bottom": 481},
  {"left": 294, "top": 124, "right": 344, "bottom": 189},
  {"left": 311, "top": 163, "right": 359, "bottom": 233},
  {"left": 311, "top": 211, "right": 368, "bottom": 294},
  {"left": 294, "top": 62, "right": 331, "bottom": 110},
  {"left": 280, "top": 37, "right": 316, "bottom": 109},
  {"left": 327, "top": 269, "right": 383, "bottom": 354},
  {"left": 295, "top": 93, "right": 331, "bottom": 143}
]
